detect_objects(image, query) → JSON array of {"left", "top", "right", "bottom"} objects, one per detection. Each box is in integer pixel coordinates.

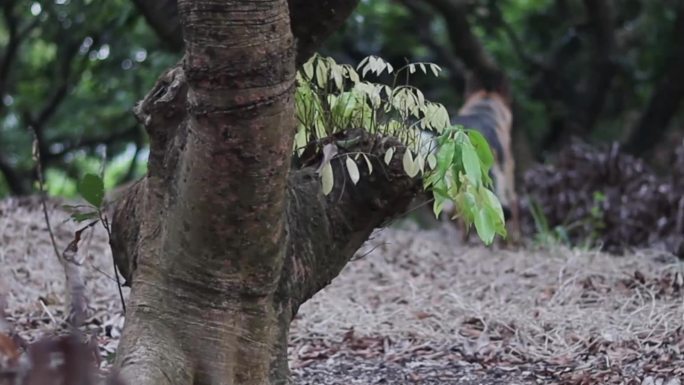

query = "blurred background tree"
[{"left": 1, "top": 0, "right": 683, "bottom": 198}]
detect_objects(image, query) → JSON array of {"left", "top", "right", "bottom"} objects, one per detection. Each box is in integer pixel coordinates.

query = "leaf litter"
[{"left": 0, "top": 196, "right": 683, "bottom": 384}]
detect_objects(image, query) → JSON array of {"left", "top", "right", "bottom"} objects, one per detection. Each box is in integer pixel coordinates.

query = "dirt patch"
[{"left": 1, "top": 197, "right": 683, "bottom": 384}]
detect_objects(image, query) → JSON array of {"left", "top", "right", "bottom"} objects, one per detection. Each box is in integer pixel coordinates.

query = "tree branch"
[
  {"left": 397, "top": 0, "right": 466, "bottom": 93},
  {"left": 44, "top": 124, "right": 141, "bottom": 161},
  {"left": 0, "top": 154, "right": 29, "bottom": 195},
  {"left": 624, "top": 7, "right": 684, "bottom": 155},
  {"left": 130, "top": 0, "right": 184, "bottom": 52},
  {"left": 421, "top": 0, "right": 503, "bottom": 91},
  {"left": 129, "top": 0, "right": 359, "bottom": 66},
  {"left": 110, "top": 131, "right": 421, "bottom": 301},
  {"left": 574, "top": 0, "right": 617, "bottom": 133},
  {"left": 282, "top": 132, "right": 420, "bottom": 307},
  {"left": 289, "top": 0, "right": 360, "bottom": 66},
  {"left": 0, "top": 1, "right": 40, "bottom": 116}
]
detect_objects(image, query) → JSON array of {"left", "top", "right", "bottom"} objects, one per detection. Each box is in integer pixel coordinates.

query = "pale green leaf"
[
  {"left": 356, "top": 56, "right": 370, "bottom": 71},
  {"left": 303, "top": 60, "right": 314, "bottom": 80},
  {"left": 417, "top": 153, "right": 425, "bottom": 174},
  {"left": 427, "top": 153, "right": 437, "bottom": 169},
  {"left": 332, "top": 67, "right": 344, "bottom": 90},
  {"left": 362, "top": 153, "right": 373, "bottom": 174},
  {"left": 346, "top": 156, "right": 360, "bottom": 185},
  {"left": 315, "top": 61, "right": 327, "bottom": 88},
  {"left": 419, "top": 63, "right": 426, "bottom": 74},
  {"left": 384, "top": 147, "right": 395, "bottom": 165},
  {"left": 433, "top": 193, "right": 447, "bottom": 218},
  {"left": 316, "top": 143, "right": 338, "bottom": 174},
  {"left": 402, "top": 149, "right": 419, "bottom": 178},
  {"left": 321, "top": 162, "right": 334, "bottom": 195}
]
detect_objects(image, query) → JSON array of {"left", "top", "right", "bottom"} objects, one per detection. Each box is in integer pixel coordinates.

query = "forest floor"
[{"left": 1, "top": 196, "right": 683, "bottom": 385}]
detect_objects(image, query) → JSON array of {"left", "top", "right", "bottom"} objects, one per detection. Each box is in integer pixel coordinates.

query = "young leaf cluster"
[{"left": 294, "top": 54, "right": 507, "bottom": 244}]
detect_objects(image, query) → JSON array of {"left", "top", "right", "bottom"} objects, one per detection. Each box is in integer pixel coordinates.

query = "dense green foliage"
[{"left": 0, "top": 0, "right": 177, "bottom": 196}]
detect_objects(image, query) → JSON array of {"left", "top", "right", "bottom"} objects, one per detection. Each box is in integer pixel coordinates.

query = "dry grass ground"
[{"left": 1, "top": 196, "right": 683, "bottom": 384}]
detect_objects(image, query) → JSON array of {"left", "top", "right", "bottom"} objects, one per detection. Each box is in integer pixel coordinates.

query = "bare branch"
[
  {"left": 396, "top": 0, "right": 466, "bottom": 92},
  {"left": 0, "top": 154, "right": 28, "bottom": 195},
  {"left": 282, "top": 132, "right": 420, "bottom": 306},
  {"left": 289, "top": 0, "right": 360, "bottom": 65},
  {"left": 574, "top": 0, "right": 618, "bottom": 132},
  {"left": 129, "top": 0, "right": 359, "bottom": 66},
  {"left": 130, "top": 0, "right": 183, "bottom": 51},
  {"left": 624, "top": 7, "right": 684, "bottom": 155},
  {"left": 421, "top": 0, "right": 503, "bottom": 90}
]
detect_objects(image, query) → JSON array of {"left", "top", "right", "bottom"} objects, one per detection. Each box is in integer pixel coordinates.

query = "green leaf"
[
  {"left": 467, "top": 130, "right": 494, "bottom": 169},
  {"left": 474, "top": 208, "right": 496, "bottom": 245},
  {"left": 321, "top": 162, "right": 334, "bottom": 195},
  {"left": 78, "top": 173, "right": 104, "bottom": 208},
  {"left": 362, "top": 153, "right": 373, "bottom": 174},
  {"left": 332, "top": 66, "right": 344, "bottom": 90},
  {"left": 315, "top": 61, "right": 327, "bottom": 88},
  {"left": 432, "top": 192, "right": 447, "bottom": 218},
  {"left": 346, "top": 156, "right": 360, "bottom": 185},
  {"left": 436, "top": 141, "right": 456, "bottom": 175},
  {"left": 427, "top": 153, "right": 437, "bottom": 169},
  {"left": 402, "top": 149, "right": 419, "bottom": 178},
  {"left": 461, "top": 143, "right": 482, "bottom": 185},
  {"left": 419, "top": 63, "right": 426, "bottom": 74},
  {"left": 71, "top": 211, "right": 99, "bottom": 223},
  {"left": 384, "top": 147, "right": 395, "bottom": 165},
  {"left": 303, "top": 60, "right": 314, "bottom": 80}
]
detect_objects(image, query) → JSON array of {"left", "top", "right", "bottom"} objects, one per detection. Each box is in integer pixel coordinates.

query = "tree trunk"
[{"left": 109, "top": 2, "right": 418, "bottom": 384}]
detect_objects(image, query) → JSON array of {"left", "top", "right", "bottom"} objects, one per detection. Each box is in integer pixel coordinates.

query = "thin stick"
[
  {"left": 99, "top": 210, "right": 126, "bottom": 314},
  {"left": 30, "top": 129, "right": 88, "bottom": 326}
]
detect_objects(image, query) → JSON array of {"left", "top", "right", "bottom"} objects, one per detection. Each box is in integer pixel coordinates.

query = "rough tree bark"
[{"left": 109, "top": 1, "right": 420, "bottom": 384}]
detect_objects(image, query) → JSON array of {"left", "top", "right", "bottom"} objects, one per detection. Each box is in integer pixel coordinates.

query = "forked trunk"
[{"left": 108, "top": 1, "right": 419, "bottom": 384}]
